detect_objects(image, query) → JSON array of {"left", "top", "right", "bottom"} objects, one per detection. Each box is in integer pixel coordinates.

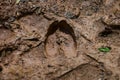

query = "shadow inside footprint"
[
  {"left": 58, "top": 20, "right": 77, "bottom": 47},
  {"left": 45, "top": 21, "right": 59, "bottom": 38}
]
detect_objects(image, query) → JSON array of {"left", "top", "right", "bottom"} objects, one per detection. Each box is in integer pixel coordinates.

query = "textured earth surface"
[{"left": 0, "top": 0, "right": 120, "bottom": 80}]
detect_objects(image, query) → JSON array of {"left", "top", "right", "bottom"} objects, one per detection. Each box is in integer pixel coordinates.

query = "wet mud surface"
[{"left": 0, "top": 0, "right": 120, "bottom": 80}]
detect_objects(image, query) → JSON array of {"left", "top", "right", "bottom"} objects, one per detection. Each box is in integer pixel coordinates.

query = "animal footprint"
[{"left": 45, "top": 20, "right": 77, "bottom": 58}]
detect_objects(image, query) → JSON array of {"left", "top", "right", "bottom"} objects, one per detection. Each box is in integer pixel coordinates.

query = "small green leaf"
[{"left": 98, "top": 47, "right": 111, "bottom": 52}]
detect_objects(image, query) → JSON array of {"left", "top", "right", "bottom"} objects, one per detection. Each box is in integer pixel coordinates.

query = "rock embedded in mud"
[{"left": 64, "top": 12, "right": 76, "bottom": 19}]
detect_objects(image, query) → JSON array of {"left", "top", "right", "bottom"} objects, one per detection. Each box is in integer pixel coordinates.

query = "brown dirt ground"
[{"left": 0, "top": 0, "right": 120, "bottom": 80}]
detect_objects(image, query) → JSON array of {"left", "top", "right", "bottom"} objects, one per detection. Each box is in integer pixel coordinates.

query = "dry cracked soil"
[{"left": 0, "top": 0, "right": 120, "bottom": 80}]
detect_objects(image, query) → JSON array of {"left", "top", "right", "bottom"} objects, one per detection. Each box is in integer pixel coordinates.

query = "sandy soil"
[{"left": 0, "top": 0, "right": 120, "bottom": 80}]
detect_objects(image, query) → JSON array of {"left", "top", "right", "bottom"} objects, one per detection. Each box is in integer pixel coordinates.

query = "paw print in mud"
[{"left": 44, "top": 20, "right": 77, "bottom": 58}]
